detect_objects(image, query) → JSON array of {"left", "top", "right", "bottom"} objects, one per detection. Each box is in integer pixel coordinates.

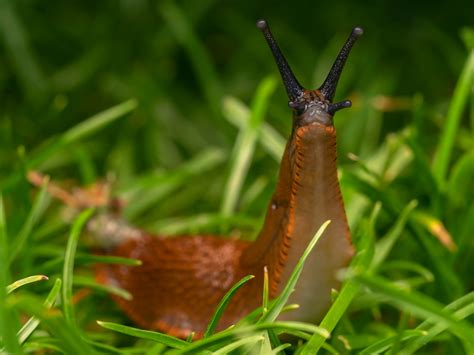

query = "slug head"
[{"left": 257, "top": 19, "right": 363, "bottom": 127}]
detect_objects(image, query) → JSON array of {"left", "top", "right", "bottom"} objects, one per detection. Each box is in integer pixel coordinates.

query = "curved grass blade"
[
  {"left": 181, "top": 321, "right": 329, "bottom": 354},
  {"left": 220, "top": 76, "right": 277, "bottom": 216},
  {"left": 76, "top": 254, "right": 142, "bottom": 266},
  {"left": 17, "top": 278, "right": 61, "bottom": 344},
  {"left": 354, "top": 273, "right": 474, "bottom": 346},
  {"left": 73, "top": 276, "right": 132, "bottom": 301},
  {"left": 371, "top": 200, "right": 417, "bottom": 269},
  {"left": 432, "top": 50, "right": 474, "bottom": 187},
  {"left": 97, "top": 321, "right": 187, "bottom": 349},
  {"left": 203, "top": 274, "right": 255, "bottom": 338},
  {"left": 258, "top": 220, "right": 331, "bottom": 323},
  {"left": 9, "top": 178, "right": 50, "bottom": 263},
  {"left": 213, "top": 334, "right": 264, "bottom": 355},
  {"left": 62, "top": 208, "right": 95, "bottom": 326},
  {"left": 359, "top": 330, "right": 426, "bottom": 354},
  {"left": 401, "top": 292, "right": 474, "bottom": 354},
  {"left": 222, "top": 96, "right": 286, "bottom": 161},
  {"left": 0, "top": 194, "right": 21, "bottom": 353},
  {"left": 7, "top": 274, "right": 48, "bottom": 294},
  {"left": 10, "top": 294, "right": 93, "bottom": 353}
]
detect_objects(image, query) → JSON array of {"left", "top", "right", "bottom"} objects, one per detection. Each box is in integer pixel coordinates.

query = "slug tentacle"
[
  {"left": 259, "top": 20, "right": 363, "bottom": 125},
  {"left": 257, "top": 19, "right": 304, "bottom": 102},
  {"left": 318, "top": 27, "right": 364, "bottom": 102}
]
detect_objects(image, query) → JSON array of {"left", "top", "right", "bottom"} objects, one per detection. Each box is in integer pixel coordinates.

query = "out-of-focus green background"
[
  {"left": 1, "top": 1, "right": 474, "bottom": 353},
  {"left": 1, "top": 0, "right": 472, "bottom": 175}
]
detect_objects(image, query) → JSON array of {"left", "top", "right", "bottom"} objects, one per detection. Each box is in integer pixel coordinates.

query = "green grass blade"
[
  {"left": 10, "top": 294, "right": 94, "bottom": 353},
  {"left": 73, "top": 276, "right": 132, "bottom": 300},
  {"left": 17, "top": 278, "right": 61, "bottom": 344},
  {"left": 0, "top": 193, "right": 21, "bottom": 353},
  {"left": 97, "top": 321, "right": 188, "bottom": 349},
  {"left": 181, "top": 321, "right": 328, "bottom": 354},
  {"left": 432, "top": 50, "right": 474, "bottom": 187},
  {"left": 61, "top": 99, "right": 138, "bottom": 145},
  {"left": 222, "top": 96, "right": 286, "bottom": 161},
  {"left": 220, "top": 76, "right": 277, "bottom": 216},
  {"left": 354, "top": 272, "right": 474, "bottom": 345},
  {"left": 213, "top": 334, "right": 264, "bottom": 355},
  {"left": 75, "top": 254, "right": 142, "bottom": 266},
  {"left": 203, "top": 275, "right": 255, "bottom": 338},
  {"left": 9, "top": 179, "right": 50, "bottom": 263},
  {"left": 29, "top": 99, "right": 137, "bottom": 171},
  {"left": 62, "top": 208, "right": 95, "bottom": 326},
  {"left": 7, "top": 275, "right": 48, "bottom": 294},
  {"left": 258, "top": 220, "right": 331, "bottom": 323},
  {"left": 400, "top": 292, "right": 474, "bottom": 353},
  {"left": 359, "top": 330, "right": 426, "bottom": 354},
  {"left": 371, "top": 200, "right": 418, "bottom": 269}
]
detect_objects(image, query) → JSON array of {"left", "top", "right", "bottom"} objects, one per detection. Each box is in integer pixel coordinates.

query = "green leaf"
[
  {"left": 7, "top": 275, "right": 49, "bottom": 294},
  {"left": 9, "top": 178, "right": 50, "bottom": 263},
  {"left": 220, "top": 76, "right": 277, "bottom": 216},
  {"left": 62, "top": 208, "right": 95, "bottom": 326},
  {"left": 0, "top": 194, "right": 21, "bottom": 353},
  {"left": 432, "top": 50, "right": 474, "bottom": 188},
  {"left": 97, "top": 321, "right": 188, "bottom": 349},
  {"left": 359, "top": 330, "right": 426, "bottom": 354},
  {"left": 203, "top": 275, "right": 255, "bottom": 338},
  {"left": 17, "top": 278, "right": 62, "bottom": 344},
  {"left": 354, "top": 273, "right": 474, "bottom": 346},
  {"left": 10, "top": 294, "right": 94, "bottom": 353}
]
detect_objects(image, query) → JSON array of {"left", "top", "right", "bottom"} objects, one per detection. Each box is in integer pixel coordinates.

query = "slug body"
[{"left": 95, "top": 20, "right": 362, "bottom": 338}]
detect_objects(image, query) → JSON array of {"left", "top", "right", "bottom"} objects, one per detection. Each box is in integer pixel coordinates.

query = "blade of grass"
[
  {"left": 181, "top": 321, "right": 329, "bottom": 354},
  {"left": 9, "top": 178, "right": 50, "bottom": 263},
  {"left": 203, "top": 275, "right": 255, "bottom": 338},
  {"left": 73, "top": 276, "right": 132, "bottom": 301},
  {"left": 213, "top": 334, "right": 264, "bottom": 355},
  {"left": 17, "top": 278, "right": 61, "bottom": 344},
  {"left": 371, "top": 200, "right": 418, "bottom": 269},
  {"left": 7, "top": 275, "right": 49, "bottom": 294},
  {"left": 359, "top": 330, "right": 426, "bottom": 355},
  {"left": 258, "top": 220, "right": 331, "bottom": 323},
  {"left": 62, "top": 208, "right": 95, "bottom": 326},
  {"left": 97, "top": 321, "right": 188, "bottom": 349},
  {"left": 0, "top": 193, "right": 21, "bottom": 353},
  {"left": 432, "top": 49, "right": 474, "bottom": 187},
  {"left": 2, "top": 99, "right": 138, "bottom": 190},
  {"left": 400, "top": 292, "right": 474, "bottom": 354},
  {"left": 10, "top": 294, "right": 94, "bottom": 353},
  {"left": 221, "top": 76, "right": 277, "bottom": 216},
  {"left": 222, "top": 96, "right": 286, "bottom": 161},
  {"left": 76, "top": 254, "right": 142, "bottom": 266},
  {"left": 354, "top": 272, "right": 474, "bottom": 345}
]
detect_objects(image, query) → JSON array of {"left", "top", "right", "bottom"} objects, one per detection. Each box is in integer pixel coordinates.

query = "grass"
[{"left": 1, "top": 1, "right": 474, "bottom": 353}]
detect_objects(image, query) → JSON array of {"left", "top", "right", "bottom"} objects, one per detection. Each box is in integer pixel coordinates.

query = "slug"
[{"left": 36, "top": 19, "right": 362, "bottom": 339}]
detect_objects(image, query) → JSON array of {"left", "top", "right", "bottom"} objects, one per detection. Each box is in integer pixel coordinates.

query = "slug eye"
[{"left": 288, "top": 100, "right": 306, "bottom": 115}]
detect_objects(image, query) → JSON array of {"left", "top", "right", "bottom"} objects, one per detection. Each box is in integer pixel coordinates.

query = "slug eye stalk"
[{"left": 257, "top": 19, "right": 363, "bottom": 118}]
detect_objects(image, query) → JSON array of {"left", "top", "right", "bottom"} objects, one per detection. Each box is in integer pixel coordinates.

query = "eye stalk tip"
[
  {"left": 328, "top": 100, "right": 352, "bottom": 115},
  {"left": 352, "top": 27, "right": 364, "bottom": 38},
  {"left": 256, "top": 19, "right": 268, "bottom": 31}
]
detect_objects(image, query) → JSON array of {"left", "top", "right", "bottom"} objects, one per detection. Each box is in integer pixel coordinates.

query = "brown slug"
[{"left": 33, "top": 19, "right": 363, "bottom": 339}]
